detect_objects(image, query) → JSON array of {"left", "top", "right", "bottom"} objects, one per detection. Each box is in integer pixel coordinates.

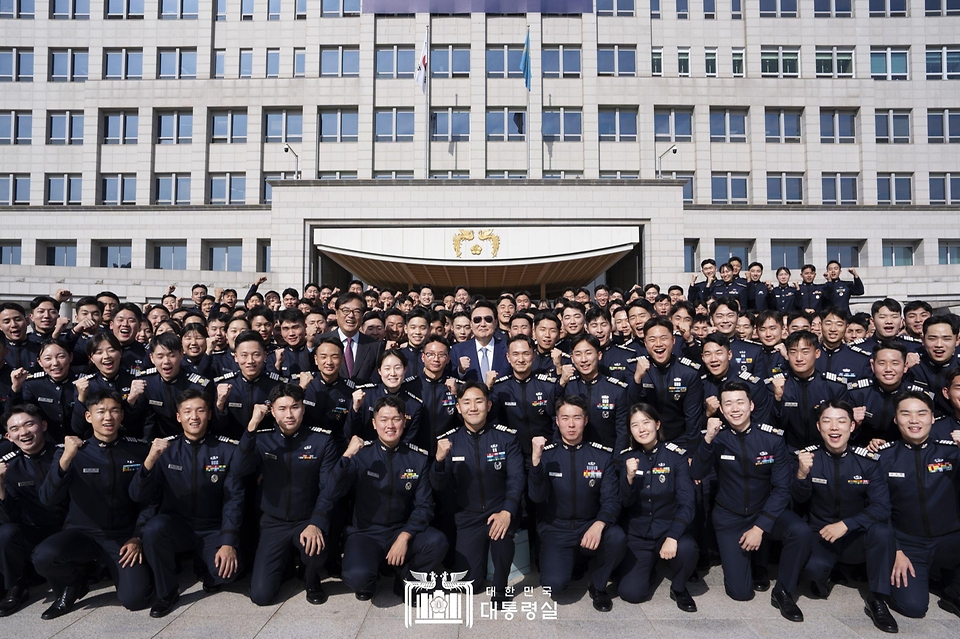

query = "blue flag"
[{"left": 519, "top": 30, "right": 531, "bottom": 91}]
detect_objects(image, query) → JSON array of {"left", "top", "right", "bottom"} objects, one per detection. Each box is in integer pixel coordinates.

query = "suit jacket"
[
  {"left": 320, "top": 330, "right": 382, "bottom": 385},
  {"left": 450, "top": 338, "right": 509, "bottom": 382}
]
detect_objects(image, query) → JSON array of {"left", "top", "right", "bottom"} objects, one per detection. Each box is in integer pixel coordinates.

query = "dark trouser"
[
  {"left": 453, "top": 510, "right": 516, "bottom": 590},
  {"left": 693, "top": 468, "right": 718, "bottom": 563},
  {"left": 538, "top": 521, "right": 627, "bottom": 594},
  {"left": 340, "top": 525, "right": 448, "bottom": 595},
  {"left": 0, "top": 523, "right": 52, "bottom": 589},
  {"left": 32, "top": 529, "right": 153, "bottom": 610},
  {"left": 891, "top": 529, "right": 960, "bottom": 618},
  {"left": 801, "top": 521, "right": 895, "bottom": 597},
  {"left": 250, "top": 514, "right": 326, "bottom": 606},
  {"left": 618, "top": 533, "right": 698, "bottom": 603},
  {"left": 713, "top": 506, "right": 811, "bottom": 601},
  {"left": 142, "top": 514, "right": 241, "bottom": 599}
]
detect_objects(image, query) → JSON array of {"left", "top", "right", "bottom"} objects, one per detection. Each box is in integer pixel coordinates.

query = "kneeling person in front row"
[
  {"left": 792, "top": 400, "right": 898, "bottom": 633},
  {"left": 320, "top": 395, "right": 447, "bottom": 601},
  {"left": 691, "top": 381, "right": 812, "bottom": 622},
  {"left": 529, "top": 395, "right": 626, "bottom": 612},
  {"left": 34, "top": 390, "right": 154, "bottom": 619},
  {"left": 130, "top": 389, "right": 245, "bottom": 618},
  {"left": 241, "top": 383, "right": 340, "bottom": 606}
]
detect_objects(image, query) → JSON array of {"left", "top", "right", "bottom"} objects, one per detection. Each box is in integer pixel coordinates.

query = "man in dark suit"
[
  {"left": 319, "top": 293, "right": 382, "bottom": 385},
  {"left": 450, "top": 301, "right": 508, "bottom": 384}
]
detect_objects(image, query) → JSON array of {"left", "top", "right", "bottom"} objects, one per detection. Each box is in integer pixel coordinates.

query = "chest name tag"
[
  {"left": 548, "top": 472, "right": 563, "bottom": 478},
  {"left": 888, "top": 472, "right": 905, "bottom": 478},
  {"left": 17, "top": 480, "right": 34, "bottom": 487},
  {"left": 366, "top": 470, "right": 380, "bottom": 479},
  {"left": 784, "top": 402, "right": 798, "bottom": 408},
  {"left": 149, "top": 400, "right": 164, "bottom": 407},
  {"left": 82, "top": 467, "right": 100, "bottom": 473},
  {"left": 452, "top": 456, "right": 465, "bottom": 462},
  {"left": 720, "top": 454, "right": 736, "bottom": 461},
  {"left": 504, "top": 402, "right": 517, "bottom": 407},
  {"left": 228, "top": 402, "right": 243, "bottom": 409},
  {"left": 167, "top": 464, "right": 183, "bottom": 471},
  {"left": 38, "top": 397, "right": 54, "bottom": 404},
  {"left": 812, "top": 477, "right": 827, "bottom": 484},
  {"left": 264, "top": 453, "right": 277, "bottom": 460}
]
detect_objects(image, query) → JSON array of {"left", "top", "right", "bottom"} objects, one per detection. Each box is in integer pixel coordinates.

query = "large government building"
[{"left": 1, "top": 0, "right": 958, "bottom": 307}]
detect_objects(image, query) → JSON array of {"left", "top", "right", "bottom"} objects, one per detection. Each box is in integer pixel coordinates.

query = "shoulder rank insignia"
[
  {"left": 536, "top": 373, "right": 558, "bottom": 383},
  {"left": 494, "top": 375, "right": 511, "bottom": 384},
  {"left": 308, "top": 427, "right": 331, "bottom": 436},
  {"left": 542, "top": 442, "right": 558, "bottom": 451},
  {"left": 438, "top": 428, "right": 459, "bottom": 439},
  {"left": 664, "top": 442, "right": 687, "bottom": 456},
  {"left": 679, "top": 357, "right": 701, "bottom": 371},
  {"left": 738, "top": 370, "right": 760, "bottom": 384},
  {"left": 936, "top": 439, "right": 959, "bottom": 447},
  {"left": 589, "top": 441, "right": 613, "bottom": 453},
  {"left": 137, "top": 367, "right": 158, "bottom": 377},
  {"left": 406, "top": 443, "right": 428, "bottom": 455},
  {"left": 216, "top": 435, "right": 240, "bottom": 445},
  {"left": 606, "top": 376, "right": 628, "bottom": 388},
  {"left": 758, "top": 423, "right": 785, "bottom": 437},
  {"left": 848, "top": 378, "right": 873, "bottom": 390},
  {"left": 0, "top": 450, "right": 20, "bottom": 462},
  {"left": 187, "top": 373, "right": 209, "bottom": 385},
  {"left": 852, "top": 446, "right": 881, "bottom": 460},
  {"left": 494, "top": 424, "right": 517, "bottom": 435},
  {"left": 214, "top": 371, "right": 238, "bottom": 382}
]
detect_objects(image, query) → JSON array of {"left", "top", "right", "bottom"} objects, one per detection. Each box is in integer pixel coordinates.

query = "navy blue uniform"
[
  {"left": 688, "top": 280, "right": 713, "bottom": 305},
  {"left": 617, "top": 442, "right": 698, "bottom": 603},
  {"left": 490, "top": 372, "right": 560, "bottom": 455},
  {"left": 131, "top": 433, "right": 245, "bottom": 598},
  {"left": 562, "top": 374, "right": 629, "bottom": 452},
  {"left": 746, "top": 281, "right": 770, "bottom": 312},
  {"left": 710, "top": 281, "right": 748, "bottom": 309},
  {"left": 0, "top": 446, "right": 67, "bottom": 590},
  {"left": 634, "top": 357, "right": 705, "bottom": 450},
  {"left": 299, "top": 373, "right": 354, "bottom": 447},
  {"left": 183, "top": 353, "right": 217, "bottom": 379},
  {"left": 908, "top": 352, "right": 960, "bottom": 417},
  {"left": 791, "top": 444, "right": 895, "bottom": 597},
  {"left": 797, "top": 282, "right": 827, "bottom": 313},
  {"left": 211, "top": 349, "right": 240, "bottom": 377},
  {"left": 12, "top": 372, "right": 76, "bottom": 443},
  {"left": 432, "top": 423, "right": 525, "bottom": 589},
  {"left": 702, "top": 369, "right": 774, "bottom": 426},
  {"left": 816, "top": 343, "right": 871, "bottom": 384},
  {"left": 754, "top": 345, "right": 787, "bottom": 381},
  {"left": 268, "top": 343, "right": 314, "bottom": 379},
  {"left": 409, "top": 373, "right": 460, "bottom": 455},
  {"left": 214, "top": 370, "right": 286, "bottom": 439},
  {"left": 120, "top": 341, "right": 148, "bottom": 376},
  {"left": 769, "top": 285, "right": 800, "bottom": 313},
  {"left": 823, "top": 277, "right": 864, "bottom": 314},
  {"left": 878, "top": 438, "right": 960, "bottom": 616},
  {"left": 856, "top": 334, "right": 923, "bottom": 355},
  {"left": 319, "top": 441, "right": 447, "bottom": 595},
  {"left": 528, "top": 440, "right": 626, "bottom": 594},
  {"left": 35, "top": 437, "right": 154, "bottom": 610},
  {"left": 239, "top": 424, "right": 339, "bottom": 605},
  {"left": 4, "top": 337, "right": 41, "bottom": 372},
  {"left": 134, "top": 367, "right": 213, "bottom": 440},
  {"left": 601, "top": 342, "right": 643, "bottom": 384},
  {"left": 349, "top": 381, "right": 423, "bottom": 445},
  {"left": 773, "top": 371, "right": 850, "bottom": 450},
  {"left": 932, "top": 415, "right": 960, "bottom": 442},
  {"left": 848, "top": 377, "right": 926, "bottom": 445},
  {"left": 70, "top": 370, "right": 136, "bottom": 437},
  {"left": 690, "top": 423, "right": 812, "bottom": 600}
]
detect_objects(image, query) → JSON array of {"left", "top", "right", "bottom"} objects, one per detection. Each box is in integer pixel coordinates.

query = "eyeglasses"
[
  {"left": 423, "top": 352, "right": 448, "bottom": 360},
  {"left": 338, "top": 307, "right": 363, "bottom": 317},
  {"left": 473, "top": 315, "right": 495, "bottom": 325}
]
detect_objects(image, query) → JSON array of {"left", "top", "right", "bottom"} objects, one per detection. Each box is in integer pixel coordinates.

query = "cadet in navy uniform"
[
  {"left": 0, "top": 406, "right": 68, "bottom": 616},
  {"left": 848, "top": 342, "right": 921, "bottom": 447},
  {"left": 770, "top": 331, "right": 850, "bottom": 450},
  {"left": 792, "top": 401, "right": 898, "bottom": 633},
  {"left": 617, "top": 404, "right": 698, "bottom": 611},
  {"left": 687, "top": 259, "right": 717, "bottom": 306},
  {"left": 769, "top": 268, "right": 800, "bottom": 313},
  {"left": 710, "top": 299, "right": 763, "bottom": 374},
  {"left": 0, "top": 303, "right": 41, "bottom": 372},
  {"left": 71, "top": 333, "right": 138, "bottom": 437},
  {"left": 879, "top": 391, "right": 960, "bottom": 619},
  {"left": 632, "top": 318, "right": 705, "bottom": 450},
  {"left": 241, "top": 384, "right": 340, "bottom": 606},
  {"left": 410, "top": 335, "right": 460, "bottom": 455},
  {"left": 822, "top": 261, "right": 864, "bottom": 314},
  {"left": 9, "top": 341, "right": 76, "bottom": 443},
  {"left": 432, "top": 382, "right": 525, "bottom": 606},
  {"left": 130, "top": 389, "right": 245, "bottom": 617},
  {"left": 856, "top": 299, "right": 924, "bottom": 356},
  {"left": 134, "top": 333, "right": 213, "bottom": 440},
  {"left": 296, "top": 337, "right": 356, "bottom": 450},
  {"left": 34, "top": 390, "right": 154, "bottom": 619},
  {"left": 560, "top": 333, "right": 629, "bottom": 452},
  {"left": 691, "top": 381, "right": 812, "bottom": 622},
  {"left": 532, "top": 312, "right": 562, "bottom": 375},
  {"left": 320, "top": 395, "right": 448, "bottom": 601},
  {"left": 349, "top": 349, "right": 422, "bottom": 445},
  {"left": 909, "top": 315, "right": 960, "bottom": 417},
  {"left": 753, "top": 311, "right": 788, "bottom": 381},
  {"left": 709, "top": 263, "right": 748, "bottom": 309},
  {"left": 214, "top": 331, "right": 286, "bottom": 438},
  {"left": 529, "top": 395, "right": 626, "bottom": 612},
  {"left": 816, "top": 309, "right": 871, "bottom": 383},
  {"left": 701, "top": 334, "right": 773, "bottom": 425},
  {"left": 490, "top": 335, "right": 560, "bottom": 457},
  {"left": 111, "top": 303, "right": 148, "bottom": 375},
  {"left": 585, "top": 307, "right": 640, "bottom": 383},
  {"left": 270, "top": 309, "right": 315, "bottom": 378},
  {"left": 797, "top": 265, "right": 827, "bottom": 314}
]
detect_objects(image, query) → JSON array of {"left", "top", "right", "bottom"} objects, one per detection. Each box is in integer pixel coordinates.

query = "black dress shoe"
[
  {"left": 201, "top": 581, "right": 221, "bottom": 594},
  {"left": 938, "top": 594, "right": 960, "bottom": 618},
  {"left": 41, "top": 582, "right": 89, "bottom": 621},
  {"left": 752, "top": 567, "right": 771, "bottom": 592},
  {"left": 770, "top": 586, "right": 803, "bottom": 622},
  {"left": 306, "top": 584, "right": 328, "bottom": 605},
  {"left": 0, "top": 585, "right": 28, "bottom": 617},
  {"left": 588, "top": 584, "right": 613, "bottom": 612},
  {"left": 864, "top": 598, "right": 899, "bottom": 634},
  {"left": 355, "top": 591, "right": 373, "bottom": 601},
  {"left": 149, "top": 591, "right": 180, "bottom": 618},
  {"left": 670, "top": 589, "right": 697, "bottom": 613},
  {"left": 393, "top": 575, "right": 405, "bottom": 598},
  {"left": 809, "top": 579, "right": 831, "bottom": 599}
]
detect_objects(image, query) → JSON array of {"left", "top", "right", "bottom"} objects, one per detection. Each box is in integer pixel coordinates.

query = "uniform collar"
[
  {"left": 642, "top": 444, "right": 659, "bottom": 456},
  {"left": 560, "top": 440, "right": 583, "bottom": 450},
  {"left": 24, "top": 444, "right": 50, "bottom": 460},
  {"left": 379, "top": 441, "right": 403, "bottom": 453},
  {"left": 92, "top": 436, "right": 120, "bottom": 448},
  {"left": 184, "top": 433, "right": 209, "bottom": 446},
  {"left": 279, "top": 426, "right": 303, "bottom": 441},
  {"left": 790, "top": 370, "right": 817, "bottom": 382},
  {"left": 902, "top": 439, "right": 929, "bottom": 450},
  {"left": 824, "top": 446, "right": 848, "bottom": 459},
  {"left": 652, "top": 355, "right": 675, "bottom": 371}
]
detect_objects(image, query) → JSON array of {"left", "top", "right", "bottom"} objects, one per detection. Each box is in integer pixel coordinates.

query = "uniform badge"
[
  {"left": 211, "top": 474, "right": 219, "bottom": 483},
  {"left": 494, "top": 461, "right": 502, "bottom": 470},
  {"left": 588, "top": 479, "right": 595, "bottom": 487},
  {"left": 405, "top": 481, "right": 412, "bottom": 490}
]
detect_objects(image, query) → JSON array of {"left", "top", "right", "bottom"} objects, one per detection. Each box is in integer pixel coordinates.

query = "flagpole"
[{"left": 424, "top": 25, "right": 430, "bottom": 178}]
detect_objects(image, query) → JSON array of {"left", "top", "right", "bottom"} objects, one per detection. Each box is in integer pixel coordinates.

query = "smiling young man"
[
  {"left": 560, "top": 334, "right": 629, "bottom": 453},
  {"left": 111, "top": 303, "right": 148, "bottom": 375},
  {"left": 0, "top": 303, "right": 41, "bottom": 372},
  {"left": 710, "top": 298, "right": 763, "bottom": 375},
  {"left": 792, "top": 401, "right": 898, "bottom": 633},
  {"left": 815, "top": 308, "right": 871, "bottom": 383},
  {"left": 848, "top": 341, "right": 924, "bottom": 448},
  {"left": 214, "top": 331, "right": 286, "bottom": 438},
  {"left": 909, "top": 315, "right": 960, "bottom": 416}
]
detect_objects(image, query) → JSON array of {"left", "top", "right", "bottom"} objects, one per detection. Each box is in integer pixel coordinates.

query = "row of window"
[
  {"left": 5, "top": 107, "right": 958, "bottom": 147},
  {"left": 685, "top": 237, "right": 960, "bottom": 276},
  {"left": 3, "top": 45, "right": 958, "bottom": 82},
  {"left": 0, "top": 237, "right": 270, "bottom": 273},
  {"left": 5, "top": 0, "right": 960, "bottom": 21},
  {"left": 3, "top": 171, "right": 957, "bottom": 207}
]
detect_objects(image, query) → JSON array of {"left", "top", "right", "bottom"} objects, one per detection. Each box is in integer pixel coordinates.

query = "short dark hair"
[
  {"left": 815, "top": 399, "right": 854, "bottom": 421},
  {"left": 533, "top": 311, "right": 561, "bottom": 330},
  {"left": 819, "top": 307, "right": 849, "bottom": 322},
  {"left": 871, "top": 298, "right": 902, "bottom": 317},
  {"left": 269, "top": 383, "right": 305, "bottom": 404},
  {"left": 642, "top": 317, "right": 674, "bottom": 336},
  {"left": 373, "top": 394, "right": 406, "bottom": 417},
  {"left": 471, "top": 300, "right": 496, "bottom": 315},
  {"left": 555, "top": 394, "right": 588, "bottom": 415},
  {"left": 2, "top": 404, "right": 45, "bottom": 432},
  {"left": 377, "top": 347, "right": 408, "bottom": 369},
  {"left": 234, "top": 330, "right": 267, "bottom": 350},
  {"left": 718, "top": 380, "right": 752, "bottom": 401},
  {"left": 423, "top": 334, "right": 450, "bottom": 351},
  {"left": 669, "top": 301, "right": 696, "bottom": 318},
  {"left": 903, "top": 301, "right": 933, "bottom": 315},
  {"left": 569, "top": 333, "right": 601, "bottom": 352},
  {"left": 506, "top": 334, "right": 535, "bottom": 351},
  {"left": 871, "top": 340, "right": 908, "bottom": 360},
  {"left": 315, "top": 336, "right": 345, "bottom": 353},
  {"left": 701, "top": 333, "right": 731, "bottom": 349},
  {"left": 336, "top": 292, "right": 366, "bottom": 309},
  {"left": 754, "top": 310, "right": 782, "bottom": 329},
  {"left": 176, "top": 388, "right": 212, "bottom": 410},
  {"left": 247, "top": 306, "right": 275, "bottom": 324},
  {"left": 278, "top": 308, "right": 305, "bottom": 325},
  {"left": 148, "top": 331, "right": 183, "bottom": 354},
  {"left": 784, "top": 330, "right": 820, "bottom": 351},
  {"left": 86, "top": 332, "right": 123, "bottom": 358},
  {"left": 282, "top": 288, "right": 300, "bottom": 299},
  {"left": 895, "top": 389, "right": 934, "bottom": 411},
  {"left": 709, "top": 297, "right": 740, "bottom": 315},
  {"left": 114, "top": 302, "right": 143, "bottom": 322},
  {"left": 923, "top": 314, "right": 959, "bottom": 336},
  {"left": 30, "top": 295, "right": 58, "bottom": 311},
  {"left": 456, "top": 380, "right": 489, "bottom": 400},
  {"left": 584, "top": 306, "right": 611, "bottom": 324},
  {"left": 85, "top": 389, "right": 124, "bottom": 410}
]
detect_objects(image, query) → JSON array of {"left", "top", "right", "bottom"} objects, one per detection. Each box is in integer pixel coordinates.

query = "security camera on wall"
[{"left": 283, "top": 144, "right": 290, "bottom": 153}]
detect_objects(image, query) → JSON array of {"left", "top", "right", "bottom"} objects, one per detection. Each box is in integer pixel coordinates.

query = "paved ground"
[{"left": 3, "top": 566, "right": 958, "bottom": 639}]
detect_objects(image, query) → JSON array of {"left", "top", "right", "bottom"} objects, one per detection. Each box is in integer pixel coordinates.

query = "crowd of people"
[{"left": 0, "top": 257, "right": 958, "bottom": 635}]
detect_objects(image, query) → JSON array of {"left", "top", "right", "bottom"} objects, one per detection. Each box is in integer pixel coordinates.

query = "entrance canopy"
[{"left": 313, "top": 225, "right": 640, "bottom": 292}]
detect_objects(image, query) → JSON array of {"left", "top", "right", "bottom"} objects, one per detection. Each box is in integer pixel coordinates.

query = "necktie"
[
  {"left": 344, "top": 337, "right": 355, "bottom": 378},
  {"left": 480, "top": 346, "right": 490, "bottom": 379}
]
